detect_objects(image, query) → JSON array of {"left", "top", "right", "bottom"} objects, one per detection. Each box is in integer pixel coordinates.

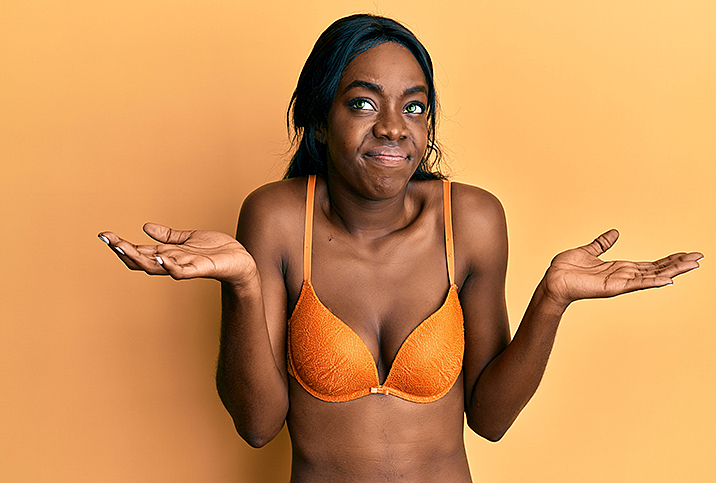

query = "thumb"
[
  {"left": 143, "top": 223, "right": 192, "bottom": 245},
  {"left": 582, "top": 229, "right": 620, "bottom": 257}
]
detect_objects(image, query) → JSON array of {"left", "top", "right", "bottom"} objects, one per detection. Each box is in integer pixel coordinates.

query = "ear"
[{"left": 315, "top": 127, "right": 326, "bottom": 144}]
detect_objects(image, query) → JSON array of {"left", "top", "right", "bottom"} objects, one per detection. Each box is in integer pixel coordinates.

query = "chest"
[{"left": 287, "top": 214, "right": 455, "bottom": 380}]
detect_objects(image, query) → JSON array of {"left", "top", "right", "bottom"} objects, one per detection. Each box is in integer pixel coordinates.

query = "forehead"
[{"left": 338, "top": 42, "right": 427, "bottom": 90}]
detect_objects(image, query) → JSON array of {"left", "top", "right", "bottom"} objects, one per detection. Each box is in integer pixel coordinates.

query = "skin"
[{"left": 99, "top": 42, "right": 703, "bottom": 482}]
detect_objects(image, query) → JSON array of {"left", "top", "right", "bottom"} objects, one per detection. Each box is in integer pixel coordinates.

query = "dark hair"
[{"left": 284, "top": 14, "right": 445, "bottom": 180}]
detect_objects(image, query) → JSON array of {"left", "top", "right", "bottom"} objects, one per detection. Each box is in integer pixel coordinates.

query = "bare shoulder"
[
  {"left": 240, "top": 178, "right": 307, "bottom": 223},
  {"left": 450, "top": 182, "right": 508, "bottom": 276},
  {"left": 450, "top": 182, "right": 506, "bottom": 239},
  {"left": 237, "top": 177, "right": 308, "bottom": 257}
]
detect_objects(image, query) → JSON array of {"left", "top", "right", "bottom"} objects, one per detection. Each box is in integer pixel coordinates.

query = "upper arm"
[
  {"left": 452, "top": 183, "right": 511, "bottom": 409},
  {"left": 236, "top": 181, "right": 302, "bottom": 379}
]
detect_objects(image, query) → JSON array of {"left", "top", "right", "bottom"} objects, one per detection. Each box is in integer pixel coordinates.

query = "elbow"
[
  {"left": 230, "top": 413, "right": 285, "bottom": 448},
  {"left": 466, "top": 415, "right": 511, "bottom": 443},
  {"left": 479, "top": 428, "right": 507, "bottom": 443},
  {"left": 468, "top": 422, "right": 507, "bottom": 443},
  {"left": 238, "top": 424, "right": 277, "bottom": 448},
  {"left": 220, "top": 401, "right": 286, "bottom": 448},
  {"left": 215, "top": 376, "right": 288, "bottom": 448}
]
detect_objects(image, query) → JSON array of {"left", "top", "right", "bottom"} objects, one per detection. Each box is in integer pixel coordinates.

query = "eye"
[
  {"left": 404, "top": 102, "right": 426, "bottom": 114},
  {"left": 349, "top": 98, "right": 375, "bottom": 111}
]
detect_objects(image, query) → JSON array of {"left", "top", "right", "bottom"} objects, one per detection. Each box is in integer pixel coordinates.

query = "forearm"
[
  {"left": 463, "top": 227, "right": 701, "bottom": 442},
  {"left": 216, "top": 275, "right": 289, "bottom": 447},
  {"left": 467, "top": 279, "right": 567, "bottom": 441}
]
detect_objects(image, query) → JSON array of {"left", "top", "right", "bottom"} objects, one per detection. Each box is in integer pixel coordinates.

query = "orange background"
[{"left": 1, "top": 1, "right": 714, "bottom": 481}]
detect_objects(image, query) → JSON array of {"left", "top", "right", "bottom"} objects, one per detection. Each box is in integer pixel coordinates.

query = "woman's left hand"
[{"left": 542, "top": 229, "right": 702, "bottom": 310}]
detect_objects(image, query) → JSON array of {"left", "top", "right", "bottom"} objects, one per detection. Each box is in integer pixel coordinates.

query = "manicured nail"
[
  {"left": 98, "top": 234, "right": 110, "bottom": 245},
  {"left": 155, "top": 256, "right": 164, "bottom": 265},
  {"left": 113, "top": 246, "right": 126, "bottom": 256}
]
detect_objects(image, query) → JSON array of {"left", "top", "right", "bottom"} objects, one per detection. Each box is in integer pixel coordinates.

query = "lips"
[{"left": 364, "top": 147, "right": 409, "bottom": 166}]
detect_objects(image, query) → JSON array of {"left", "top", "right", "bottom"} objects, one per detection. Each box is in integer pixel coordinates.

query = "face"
[{"left": 320, "top": 42, "right": 429, "bottom": 199}]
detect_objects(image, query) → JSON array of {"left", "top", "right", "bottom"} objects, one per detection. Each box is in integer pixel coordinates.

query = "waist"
[{"left": 286, "top": 376, "right": 469, "bottom": 481}]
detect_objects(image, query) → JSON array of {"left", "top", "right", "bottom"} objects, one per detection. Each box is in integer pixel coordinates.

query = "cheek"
[
  {"left": 326, "top": 118, "right": 366, "bottom": 152},
  {"left": 327, "top": 129, "right": 355, "bottom": 155},
  {"left": 413, "top": 122, "right": 429, "bottom": 151}
]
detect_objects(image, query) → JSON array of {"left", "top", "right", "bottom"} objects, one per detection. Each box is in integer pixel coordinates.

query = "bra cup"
[
  {"left": 383, "top": 286, "right": 464, "bottom": 400},
  {"left": 288, "top": 282, "right": 464, "bottom": 403},
  {"left": 288, "top": 282, "right": 380, "bottom": 401}
]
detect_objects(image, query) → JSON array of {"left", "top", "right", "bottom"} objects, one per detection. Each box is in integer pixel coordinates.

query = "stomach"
[{"left": 286, "top": 374, "right": 473, "bottom": 483}]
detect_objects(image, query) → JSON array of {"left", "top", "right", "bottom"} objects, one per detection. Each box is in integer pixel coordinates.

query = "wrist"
[
  {"left": 534, "top": 277, "right": 570, "bottom": 316},
  {"left": 221, "top": 266, "right": 261, "bottom": 293}
]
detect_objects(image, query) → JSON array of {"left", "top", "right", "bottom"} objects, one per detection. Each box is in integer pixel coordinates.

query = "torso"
[
  {"left": 281, "top": 176, "right": 473, "bottom": 482},
  {"left": 287, "top": 378, "right": 471, "bottom": 482}
]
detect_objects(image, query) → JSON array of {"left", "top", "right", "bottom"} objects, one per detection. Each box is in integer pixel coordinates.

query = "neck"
[{"left": 321, "top": 175, "right": 419, "bottom": 240}]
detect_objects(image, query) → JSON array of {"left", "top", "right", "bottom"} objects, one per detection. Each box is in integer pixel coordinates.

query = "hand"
[
  {"left": 543, "top": 229, "right": 702, "bottom": 309},
  {"left": 98, "top": 223, "right": 258, "bottom": 285}
]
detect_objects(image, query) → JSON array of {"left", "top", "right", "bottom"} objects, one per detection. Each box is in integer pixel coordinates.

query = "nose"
[{"left": 373, "top": 107, "right": 408, "bottom": 141}]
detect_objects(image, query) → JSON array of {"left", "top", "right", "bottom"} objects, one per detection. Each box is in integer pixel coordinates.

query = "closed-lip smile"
[{"left": 364, "top": 147, "right": 409, "bottom": 165}]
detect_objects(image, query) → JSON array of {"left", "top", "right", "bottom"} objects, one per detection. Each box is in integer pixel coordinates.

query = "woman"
[{"left": 98, "top": 14, "right": 701, "bottom": 483}]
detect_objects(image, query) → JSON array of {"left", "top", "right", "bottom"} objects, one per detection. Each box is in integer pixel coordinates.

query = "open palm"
[
  {"left": 543, "top": 229, "right": 702, "bottom": 308},
  {"left": 99, "top": 223, "right": 257, "bottom": 284}
]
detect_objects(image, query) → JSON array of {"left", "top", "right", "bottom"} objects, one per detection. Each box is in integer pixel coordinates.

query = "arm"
[
  {"left": 98, "top": 185, "right": 294, "bottom": 447},
  {"left": 454, "top": 186, "right": 702, "bottom": 442},
  {"left": 217, "top": 186, "right": 293, "bottom": 447}
]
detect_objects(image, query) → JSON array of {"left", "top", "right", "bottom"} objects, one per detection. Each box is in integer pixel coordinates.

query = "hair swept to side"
[{"left": 284, "top": 14, "right": 446, "bottom": 180}]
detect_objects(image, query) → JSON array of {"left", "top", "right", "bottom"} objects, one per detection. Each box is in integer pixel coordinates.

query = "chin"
[{"left": 363, "top": 172, "right": 414, "bottom": 198}]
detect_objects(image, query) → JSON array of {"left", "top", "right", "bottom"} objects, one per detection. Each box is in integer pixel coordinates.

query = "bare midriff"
[{"left": 286, "top": 374, "right": 473, "bottom": 483}]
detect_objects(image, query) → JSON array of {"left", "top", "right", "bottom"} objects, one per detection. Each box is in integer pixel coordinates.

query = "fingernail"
[
  {"left": 155, "top": 256, "right": 164, "bottom": 265},
  {"left": 113, "top": 246, "right": 126, "bottom": 256},
  {"left": 98, "top": 234, "right": 110, "bottom": 245}
]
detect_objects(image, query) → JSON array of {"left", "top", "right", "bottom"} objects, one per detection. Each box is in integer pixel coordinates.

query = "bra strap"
[
  {"left": 303, "top": 175, "right": 317, "bottom": 282},
  {"left": 442, "top": 180, "right": 455, "bottom": 286}
]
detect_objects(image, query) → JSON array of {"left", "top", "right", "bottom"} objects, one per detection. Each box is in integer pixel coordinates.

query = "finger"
[
  {"left": 634, "top": 252, "right": 702, "bottom": 277},
  {"left": 622, "top": 275, "right": 674, "bottom": 293},
  {"left": 98, "top": 232, "right": 137, "bottom": 265},
  {"left": 632, "top": 255, "right": 683, "bottom": 274},
  {"left": 98, "top": 232, "right": 167, "bottom": 275},
  {"left": 686, "top": 251, "right": 704, "bottom": 262},
  {"left": 139, "top": 243, "right": 221, "bottom": 280},
  {"left": 98, "top": 231, "right": 123, "bottom": 247},
  {"left": 613, "top": 258, "right": 701, "bottom": 296},
  {"left": 636, "top": 252, "right": 687, "bottom": 268},
  {"left": 582, "top": 229, "right": 620, "bottom": 257},
  {"left": 649, "top": 251, "right": 702, "bottom": 269},
  {"left": 119, "top": 241, "right": 169, "bottom": 275},
  {"left": 153, "top": 251, "right": 205, "bottom": 280},
  {"left": 143, "top": 223, "right": 194, "bottom": 245},
  {"left": 657, "top": 258, "right": 701, "bottom": 279}
]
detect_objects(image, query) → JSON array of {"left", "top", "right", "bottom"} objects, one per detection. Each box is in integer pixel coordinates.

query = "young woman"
[{"left": 98, "top": 14, "right": 701, "bottom": 483}]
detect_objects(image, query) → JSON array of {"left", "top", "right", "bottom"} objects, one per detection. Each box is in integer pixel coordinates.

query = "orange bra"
[{"left": 287, "top": 176, "right": 464, "bottom": 403}]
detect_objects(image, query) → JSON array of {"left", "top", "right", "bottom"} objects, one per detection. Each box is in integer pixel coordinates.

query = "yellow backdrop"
[{"left": 1, "top": 1, "right": 713, "bottom": 482}]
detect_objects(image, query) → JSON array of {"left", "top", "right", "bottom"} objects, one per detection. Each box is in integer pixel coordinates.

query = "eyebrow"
[
  {"left": 342, "top": 80, "right": 428, "bottom": 97},
  {"left": 343, "top": 80, "right": 382, "bottom": 94}
]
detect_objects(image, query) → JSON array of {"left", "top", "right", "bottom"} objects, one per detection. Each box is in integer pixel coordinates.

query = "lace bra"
[{"left": 287, "top": 176, "right": 464, "bottom": 403}]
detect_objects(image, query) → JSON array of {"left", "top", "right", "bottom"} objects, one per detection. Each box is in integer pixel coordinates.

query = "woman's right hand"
[{"left": 98, "top": 223, "right": 258, "bottom": 285}]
